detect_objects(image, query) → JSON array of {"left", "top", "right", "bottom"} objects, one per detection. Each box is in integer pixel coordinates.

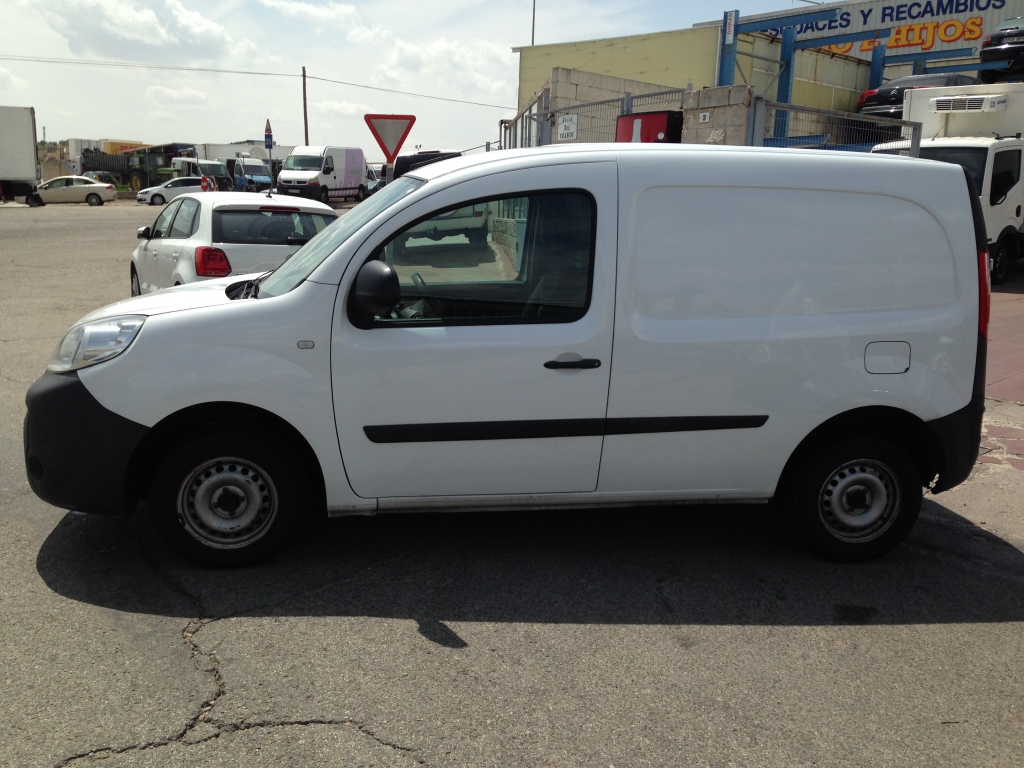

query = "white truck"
[
  {"left": 874, "top": 83, "right": 1024, "bottom": 283},
  {"left": 0, "top": 106, "right": 41, "bottom": 206}
]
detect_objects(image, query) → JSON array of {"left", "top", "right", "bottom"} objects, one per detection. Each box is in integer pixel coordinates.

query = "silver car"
[
  {"left": 137, "top": 177, "right": 204, "bottom": 206},
  {"left": 35, "top": 176, "right": 118, "bottom": 206}
]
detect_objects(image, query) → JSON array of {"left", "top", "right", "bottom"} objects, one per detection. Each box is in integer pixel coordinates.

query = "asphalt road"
[{"left": 1, "top": 201, "right": 1023, "bottom": 767}]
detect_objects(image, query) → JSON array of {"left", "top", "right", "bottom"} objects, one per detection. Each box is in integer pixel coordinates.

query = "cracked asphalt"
[{"left": 2, "top": 202, "right": 1024, "bottom": 767}]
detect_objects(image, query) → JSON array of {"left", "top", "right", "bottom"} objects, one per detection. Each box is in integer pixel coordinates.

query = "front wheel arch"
[{"left": 124, "top": 402, "right": 327, "bottom": 517}]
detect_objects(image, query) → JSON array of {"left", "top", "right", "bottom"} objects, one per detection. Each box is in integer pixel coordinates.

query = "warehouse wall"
[
  {"left": 515, "top": 27, "right": 720, "bottom": 113},
  {"left": 516, "top": 29, "right": 872, "bottom": 114}
]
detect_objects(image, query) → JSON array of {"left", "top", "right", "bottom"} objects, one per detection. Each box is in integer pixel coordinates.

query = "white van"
[
  {"left": 277, "top": 146, "right": 372, "bottom": 204},
  {"left": 24, "top": 145, "right": 988, "bottom": 567}
]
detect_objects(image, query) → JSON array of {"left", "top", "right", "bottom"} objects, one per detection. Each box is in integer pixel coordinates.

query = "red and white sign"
[
  {"left": 363, "top": 114, "right": 416, "bottom": 163},
  {"left": 200, "top": 176, "right": 210, "bottom": 192},
  {"left": 724, "top": 10, "right": 737, "bottom": 45}
]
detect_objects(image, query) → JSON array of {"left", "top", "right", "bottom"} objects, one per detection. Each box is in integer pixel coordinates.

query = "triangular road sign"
[
  {"left": 265, "top": 119, "right": 272, "bottom": 134},
  {"left": 364, "top": 114, "right": 416, "bottom": 163}
]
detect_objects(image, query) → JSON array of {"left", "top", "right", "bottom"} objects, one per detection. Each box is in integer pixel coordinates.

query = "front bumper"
[
  {"left": 24, "top": 371, "right": 149, "bottom": 514},
  {"left": 276, "top": 184, "right": 321, "bottom": 199}
]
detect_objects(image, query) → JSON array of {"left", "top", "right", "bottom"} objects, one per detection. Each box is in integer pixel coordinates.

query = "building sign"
[
  {"left": 762, "top": 0, "right": 1024, "bottom": 59},
  {"left": 557, "top": 113, "right": 579, "bottom": 142},
  {"left": 725, "top": 10, "right": 738, "bottom": 45}
]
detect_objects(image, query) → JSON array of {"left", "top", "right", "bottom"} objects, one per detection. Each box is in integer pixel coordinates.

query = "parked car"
[
  {"left": 857, "top": 74, "right": 980, "bottom": 119},
  {"left": 137, "top": 177, "right": 204, "bottom": 206},
  {"left": 83, "top": 171, "right": 120, "bottom": 187},
  {"left": 130, "top": 192, "right": 336, "bottom": 294},
  {"left": 34, "top": 176, "right": 117, "bottom": 206},
  {"left": 225, "top": 157, "right": 273, "bottom": 193},
  {"left": 980, "top": 18, "right": 1024, "bottom": 83},
  {"left": 25, "top": 145, "right": 986, "bottom": 568}
]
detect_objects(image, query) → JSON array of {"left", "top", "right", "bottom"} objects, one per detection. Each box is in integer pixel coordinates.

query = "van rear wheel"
[
  {"left": 148, "top": 431, "right": 308, "bottom": 567},
  {"left": 785, "top": 438, "right": 922, "bottom": 562}
]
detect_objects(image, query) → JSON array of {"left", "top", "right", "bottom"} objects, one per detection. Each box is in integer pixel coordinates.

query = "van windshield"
[
  {"left": 283, "top": 155, "right": 323, "bottom": 171},
  {"left": 920, "top": 147, "right": 987, "bottom": 193},
  {"left": 258, "top": 176, "right": 424, "bottom": 298},
  {"left": 200, "top": 161, "right": 228, "bottom": 176}
]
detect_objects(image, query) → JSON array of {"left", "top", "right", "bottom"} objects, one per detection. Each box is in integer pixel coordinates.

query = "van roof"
[{"left": 405, "top": 143, "right": 933, "bottom": 182}]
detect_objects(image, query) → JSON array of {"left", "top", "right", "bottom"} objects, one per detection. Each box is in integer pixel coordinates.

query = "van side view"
[{"left": 24, "top": 145, "right": 987, "bottom": 567}]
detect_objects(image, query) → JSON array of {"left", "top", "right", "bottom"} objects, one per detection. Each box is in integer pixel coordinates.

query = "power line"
[{"left": 0, "top": 54, "right": 516, "bottom": 110}]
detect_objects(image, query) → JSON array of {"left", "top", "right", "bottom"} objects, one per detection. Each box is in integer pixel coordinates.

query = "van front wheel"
[
  {"left": 785, "top": 438, "right": 922, "bottom": 562},
  {"left": 148, "top": 432, "right": 308, "bottom": 567}
]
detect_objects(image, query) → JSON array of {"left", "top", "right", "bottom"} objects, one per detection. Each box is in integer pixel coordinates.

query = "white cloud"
[
  {"left": 0, "top": 66, "right": 27, "bottom": 89},
  {"left": 375, "top": 38, "right": 516, "bottom": 105},
  {"left": 258, "top": 0, "right": 379, "bottom": 40},
  {"left": 146, "top": 84, "right": 210, "bottom": 105},
  {"left": 34, "top": 0, "right": 233, "bottom": 60},
  {"left": 316, "top": 100, "right": 374, "bottom": 116}
]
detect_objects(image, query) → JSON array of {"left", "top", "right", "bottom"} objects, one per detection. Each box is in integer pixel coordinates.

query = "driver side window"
[
  {"left": 324, "top": 156, "right": 335, "bottom": 174},
  {"left": 355, "top": 190, "right": 595, "bottom": 327},
  {"left": 991, "top": 150, "right": 1021, "bottom": 206}
]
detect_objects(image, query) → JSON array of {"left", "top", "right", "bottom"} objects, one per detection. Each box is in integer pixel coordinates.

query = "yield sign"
[{"left": 364, "top": 114, "right": 416, "bottom": 163}]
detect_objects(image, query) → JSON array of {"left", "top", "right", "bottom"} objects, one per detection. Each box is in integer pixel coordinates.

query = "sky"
[{"left": 0, "top": 0, "right": 812, "bottom": 161}]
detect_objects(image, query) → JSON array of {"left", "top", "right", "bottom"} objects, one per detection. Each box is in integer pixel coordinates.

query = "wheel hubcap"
[
  {"left": 818, "top": 459, "right": 900, "bottom": 543},
  {"left": 177, "top": 457, "right": 278, "bottom": 549}
]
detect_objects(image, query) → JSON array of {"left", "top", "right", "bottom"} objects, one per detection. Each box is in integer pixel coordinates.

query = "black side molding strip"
[{"left": 363, "top": 415, "right": 768, "bottom": 444}]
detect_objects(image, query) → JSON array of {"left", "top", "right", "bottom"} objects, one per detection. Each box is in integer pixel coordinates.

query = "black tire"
[
  {"left": 991, "top": 235, "right": 1016, "bottom": 286},
  {"left": 355, "top": 185, "right": 366, "bottom": 202},
  {"left": 151, "top": 194, "right": 165, "bottom": 206},
  {"left": 131, "top": 265, "right": 141, "bottom": 297},
  {"left": 148, "top": 431, "right": 310, "bottom": 567},
  {"left": 320, "top": 187, "right": 331, "bottom": 205},
  {"left": 27, "top": 194, "right": 42, "bottom": 207},
  {"left": 468, "top": 229, "right": 487, "bottom": 247},
  {"left": 86, "top": 193, "right": 102, "bottom": 206},
  {"left": 980, "top": 68, "right": 999, "bottom": 85},
  {"left": 783, "top": 438, "right": 922, "bottom": 562}
]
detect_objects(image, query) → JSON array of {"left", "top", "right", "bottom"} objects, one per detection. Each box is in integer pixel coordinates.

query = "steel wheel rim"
[
  {"left": 177, "top": 456, "right": 278, "bottom": 550},
  {"left": 995, "top": 242, "right": 1011, "bottom": 280},
  {"left": 818, "top": 458, "right": 900, "bottom": 543}
]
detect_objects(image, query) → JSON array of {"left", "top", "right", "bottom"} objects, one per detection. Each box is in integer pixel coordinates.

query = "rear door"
[
  {"left": 157, "top": 197, "right": 201, "bottom": 286},
  {"left": 988, "top": 147, "right": 1023, "bottom": 239},
  {"left": 332, "top": 161, "right": 617, "bottom": 500},
  {"left": 139, "top": 200, "right": 181, "bottom": 291},
  {"left": 68, "top": 178, "right": 92, "bottom": 202}
]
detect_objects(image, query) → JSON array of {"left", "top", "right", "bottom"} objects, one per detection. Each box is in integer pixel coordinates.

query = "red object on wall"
[{"left": 615, "top": 111, "right": 684, "bottom": 143}]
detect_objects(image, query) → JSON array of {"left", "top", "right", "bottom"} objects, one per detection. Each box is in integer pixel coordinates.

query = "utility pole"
[
  {"left": 302, "top": 66, "right": 309, "bottom": 145},
  {"left": 531, "top": 0, "right": 536, "bottom": 45}
]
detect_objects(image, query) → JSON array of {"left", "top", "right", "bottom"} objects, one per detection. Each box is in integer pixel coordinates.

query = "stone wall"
[
  {"left": 678, "top": 85, "right": 754, "bottom": 146},
  {"left": 492, "top": 218, "right": 518, "bottom": 254}
]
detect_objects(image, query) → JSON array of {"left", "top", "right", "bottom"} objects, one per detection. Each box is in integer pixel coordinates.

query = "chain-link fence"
[
  {"left": 630, "top": 89, "right": 689, "bottom": 115},
  {"left": 756, "top": 102, "right": 921, "bottom": 156}
]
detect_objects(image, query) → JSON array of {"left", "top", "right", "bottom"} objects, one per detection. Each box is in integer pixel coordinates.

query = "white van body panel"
[
  {"left": 599, "top": 148, "right": 977, "bottom": 495},
  {"left": 77, "top": 279, "right": 372, "bottom": 513}
]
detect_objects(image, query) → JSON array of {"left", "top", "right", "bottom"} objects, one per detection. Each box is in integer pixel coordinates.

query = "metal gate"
[{"left": 752, "top": 101, "right": 921, "bottom": 156}]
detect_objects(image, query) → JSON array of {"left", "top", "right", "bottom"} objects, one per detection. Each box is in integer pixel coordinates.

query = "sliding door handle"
[{"left": 544, "top": 358, "right": 601, "bottom": 370}]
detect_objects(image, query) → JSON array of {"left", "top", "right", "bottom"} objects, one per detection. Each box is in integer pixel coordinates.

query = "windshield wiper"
[{"left": 233, "top": 270, "right": 274, "bottom": 300}]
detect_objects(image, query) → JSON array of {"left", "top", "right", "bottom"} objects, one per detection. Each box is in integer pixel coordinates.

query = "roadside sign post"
[
  {"left": 265, "top": 119, "right": 274, "bottom": 196},
  {"left": 363, "top": 114, "right": 416, "bottom": 184}
]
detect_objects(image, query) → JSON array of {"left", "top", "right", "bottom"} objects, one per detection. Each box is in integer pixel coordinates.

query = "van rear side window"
[
  {"left": 213, "top": 210, "right": 336, "bottom": 245},
  {"left": 631, "top": 187, "right": 956, "bottom": 321}
]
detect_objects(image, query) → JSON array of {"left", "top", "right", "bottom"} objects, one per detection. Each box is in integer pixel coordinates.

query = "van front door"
[{"left": 331, "top": 162, "right": 617, "bottom": 500}]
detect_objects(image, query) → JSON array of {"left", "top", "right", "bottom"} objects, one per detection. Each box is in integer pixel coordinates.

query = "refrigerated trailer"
[{"left": 0, "top": 106, "right": 41, "bottom": 205}]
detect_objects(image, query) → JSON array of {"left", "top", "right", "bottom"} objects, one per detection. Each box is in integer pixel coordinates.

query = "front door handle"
[{"left": 544, "top": 358, "right": 601, "bottom": 370}]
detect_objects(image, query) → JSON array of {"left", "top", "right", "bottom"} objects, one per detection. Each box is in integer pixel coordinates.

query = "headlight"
[{"left": 47, "top": 315, "right": 146, "bottom": 373}]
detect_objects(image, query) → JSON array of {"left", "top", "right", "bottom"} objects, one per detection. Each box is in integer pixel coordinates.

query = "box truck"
[{"left": 0, "top": 106, "right": 41, "bottom": 205}]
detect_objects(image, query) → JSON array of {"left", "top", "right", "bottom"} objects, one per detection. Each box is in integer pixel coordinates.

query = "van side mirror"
[
  {"left": 350, "top": 260, "right": 400, "bottom": 325},
  {"left": 137, "top": 226, "right": 151, "bottom": 240}
]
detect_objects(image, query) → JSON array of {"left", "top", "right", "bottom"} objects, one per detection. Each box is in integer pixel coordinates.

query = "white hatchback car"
[
  {"left": 130, "top": 192, "right": 336, "bottom": 295},
  {"left": 137, "top": 177, "right": 204, "bottom": 206}
]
